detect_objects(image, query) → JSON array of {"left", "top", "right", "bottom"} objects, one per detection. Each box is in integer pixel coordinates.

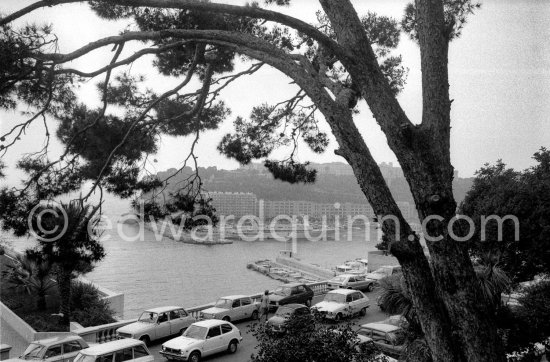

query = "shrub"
[
  {"left": 22, "top": 311, "right": 68, "bottom": 332},
  {"left": 250, "top": 313, "right": 389, "bottom": 362},
  {"left": 70, "top": 281, "right": 116, "bottom": 327},
  {"left": 497, "top": 279, "right": 550, "bottom": 355}
]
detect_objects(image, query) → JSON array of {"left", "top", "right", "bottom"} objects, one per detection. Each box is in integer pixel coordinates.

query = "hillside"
[{"left": 153, "top": 164, "right": 474, "bottom": 206}]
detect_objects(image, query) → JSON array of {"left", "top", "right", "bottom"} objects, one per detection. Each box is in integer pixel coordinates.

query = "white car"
[
  {"left": 356, "top": 323, "right": 405, "bottom": 359},
  {"left": 73, "top": 339, "right": 153, "bottom": 362},
  {"left": 159, "top": 320, "right": 242, "bottom": 362},
  {"left": 116, "top": 306, "right": 196, "bottom": 345},
  {"left": 365, "top": 266, "right": 402, "bottom": 283},
  {"left": 4, "top": 335, "right": 89, "bottom": 362},
  {"left": 200, "top": 295, "right": 259, "bottom": 322},
  {"left": 327, "top": 274, "right": 376, "bottom": 292},
  {"left": 312, "top": 289, "right": 370, "bottom": 321}
]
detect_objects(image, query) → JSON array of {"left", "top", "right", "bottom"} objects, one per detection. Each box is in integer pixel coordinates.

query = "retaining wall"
[{"left": 0, "top": 302, "right": 37, "bottom": 343}]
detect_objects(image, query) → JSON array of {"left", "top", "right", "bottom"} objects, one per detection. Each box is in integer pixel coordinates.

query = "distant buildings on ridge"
[{"left": 208, "top": 191, "right": 414, "bottom": 222}]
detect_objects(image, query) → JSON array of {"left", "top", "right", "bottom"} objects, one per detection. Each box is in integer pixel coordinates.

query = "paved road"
[{"left": 149, "top": 290, "right": 387, "bottom": 362}]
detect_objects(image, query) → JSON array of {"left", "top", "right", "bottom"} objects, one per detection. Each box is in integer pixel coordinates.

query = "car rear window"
[
  {"left": 241, "top": 298, "right": 251, "bottom": 306},
  {"left": 221, "top": 324, "right": 233, "bottom": 334},
  {"left": 207, "top": 326, "right": 222, "bottom": 338}
]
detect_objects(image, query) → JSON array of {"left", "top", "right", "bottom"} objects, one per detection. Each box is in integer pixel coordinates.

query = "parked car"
[
  {"left": 356, "top": 323, "right": 405, "bottom": 358},
  {"left": 312, "top": 289, "right": 370, "bottom": 321},
  {"left": 269, "top": 283, "right": 314, "bottom": 309},
  {"left": 200, "top": 295, "right": 259, "bottom": 322},
  {"left": 74, "top": 338, "right": 153, "bottom": 362},
  {"left": 116, "top": 306, "right": 196, "bottom": 344},
  {"left": 365, "top": 266, "right": 402, "bottom": 283},
  {"left": 266, "top": 304, "right": 310, "bottom": 334},
  {"left": 330, "top": 329, "right": 397, "bottom": 362},
  {"left": 5, "top": 335, "right": 89, "bottom": 362},
  {"left": 327, "top": 274, "right": 375, "bottom": 292},
  {"left": 159, "top": 320, "right": 242, "bottom": 362}
]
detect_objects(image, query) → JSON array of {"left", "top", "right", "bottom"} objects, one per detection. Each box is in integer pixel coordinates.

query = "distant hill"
[{"left": 152, "top": 163, "right": 473, "bottom": 207}]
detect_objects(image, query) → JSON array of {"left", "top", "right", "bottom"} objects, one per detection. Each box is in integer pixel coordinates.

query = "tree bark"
[
  {"left": 319, "top": 0, "right": 506, "bottom": 361},
  {"left": 56, "top": 270, "right": 71, "bottom": 330}
]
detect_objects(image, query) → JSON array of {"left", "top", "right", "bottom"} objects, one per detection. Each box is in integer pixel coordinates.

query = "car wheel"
[
  {"left": 305, "top": 299, "right": 312, "bottom": 307},
  {"left": 360, "top": 307, "right": 367, "bottom": 317},
  {"left": 367, "top": 283, "right": 374, "bottom": 292},
  {"left": 334, "top": 313, "right": 343, "bottom": 322},
  {"left": 139, "top": 336, "right": 150, "bottom": 346},
  {"left": 188, "top": 351, "right": 201, "bottom": 362},
  {"left": 228, "top": 340, "right": 239, "bottom": 354},
  {"left": 222, "top": 316, "right": 231, "bottom": 322},
  {"left": 251, "top": 310, "right": 259, "bottom": 320}
]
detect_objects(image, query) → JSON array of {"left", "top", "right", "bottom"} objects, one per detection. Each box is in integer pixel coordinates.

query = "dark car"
[
  {"left": 269, "top": 283, "right": 314, "bottom": 310},
  {"left": 266, "top": 304, "right": 310, "bottom": 334}
]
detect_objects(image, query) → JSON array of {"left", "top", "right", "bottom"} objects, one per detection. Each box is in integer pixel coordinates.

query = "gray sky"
[{"left": 1, "top": 0, "right": 549, "bottom": 187}]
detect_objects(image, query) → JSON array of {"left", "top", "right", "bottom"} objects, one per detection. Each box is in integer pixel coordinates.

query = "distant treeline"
[{"left": 153, "top": 166, "right": 474, "bottom": 206}]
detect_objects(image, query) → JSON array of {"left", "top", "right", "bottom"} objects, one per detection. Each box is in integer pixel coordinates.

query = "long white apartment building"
[{"left": 208, "top": 191, "right": 415, "bottom": 221}]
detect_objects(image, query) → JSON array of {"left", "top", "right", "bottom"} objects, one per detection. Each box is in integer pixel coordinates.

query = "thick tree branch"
[
  {"left": 0, "top": 0, "right": 346, "bottom": 59},
  {"left": 415, "top": 0, "right": 452, "bottom": 132}
]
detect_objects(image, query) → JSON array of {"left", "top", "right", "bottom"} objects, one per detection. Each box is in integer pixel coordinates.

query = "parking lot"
[{"left": 148, "top": 290, "right": 387, "bottom": 362}]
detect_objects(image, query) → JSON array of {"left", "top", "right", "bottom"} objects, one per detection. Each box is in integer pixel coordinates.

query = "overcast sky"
[{"left": 1, "top": 0, "right": 549, "bottom": 188}]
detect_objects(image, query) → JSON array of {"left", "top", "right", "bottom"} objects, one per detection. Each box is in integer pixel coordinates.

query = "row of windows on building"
[{"left": 208, "top": 192, "right": 414, "bottom": 220}]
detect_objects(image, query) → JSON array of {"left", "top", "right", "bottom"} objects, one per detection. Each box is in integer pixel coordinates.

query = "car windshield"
[
  {"left": 329, "top": 276, "right": 347, "bottom": 283},
  {"left": 138, "top": 311, "right": 158, "bottom": 323},
  {"left": 73, "top": 354, "right": 96, "bottom": 362},
  {"left": 275, "top": 306, "right": 294, "bottom": 317},
  {"left": 214, "top": 299, "right": 232, "bottom": 308},
  {"left": 22, "top": 344, "right": 44, "bottom": 359},
  {"left": 274, "top": 286, "right": 291, "bottom": 296},
  {"left": 324, "top": 293, "right": 346, "bottom": 303},
  {"left": 183, "top": 325, "right": 208, "bottom": 339}
]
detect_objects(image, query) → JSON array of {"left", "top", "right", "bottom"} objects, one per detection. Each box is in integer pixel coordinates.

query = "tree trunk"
[
  {"left": 36, "top": 288, "right": 47, "bottom": 311},
  {"left": 317, "top": 0, "right": 506, "bottom": 360},
  {"left": 57, "top": 270, "right": 71, "bottom": 329}
]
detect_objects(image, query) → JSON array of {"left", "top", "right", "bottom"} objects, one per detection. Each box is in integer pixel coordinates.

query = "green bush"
[
  {"left": 70, "top": 281, "right": 116, "bottom": 327},
  {"left": 22, "top": 311, "right": 68, "bottom": 332},
  {"left": 515, "top": 280, "right": 550, "bottom": 343},
  {"left": 497, "top": 279, "right": 550, "bottom": 354}
]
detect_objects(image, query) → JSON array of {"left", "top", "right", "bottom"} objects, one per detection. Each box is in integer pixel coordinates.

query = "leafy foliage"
[
  {"left": 1, "top": 249, "right": 55, "bottom": 310},
  {"left": 460, "top": 148, "right": 550, "bottom": 282},
  {"left": 70, "top": 281, "right": 116, "bottom": 327},
  {"left": 250, "top": 312, "right": 389, "bottom": 362},
  {"left": 133, "top": 191, "right": 219, "bottom": 229},
  {"left": 401, "top": 0, "right": 481, "bottom": 41},
  {"left": 264, "top": 160, "right": 316, "bottom": 184},
  {"left": 496, "top": 279, "right": 550, "bottom": 357}
]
